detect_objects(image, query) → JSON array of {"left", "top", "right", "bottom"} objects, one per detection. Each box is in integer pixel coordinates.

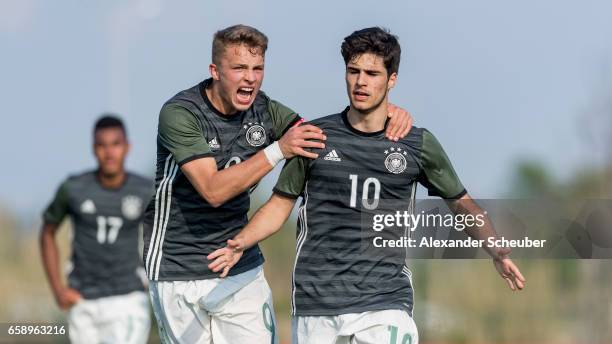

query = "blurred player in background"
[
  {"left": 208, "top": 27, "right": 526, "bottom": 344},
  {"left": 40, "top": 115, "right": 153, "bottom": 344},
  {"left": 142, "top": 24, "right": 412, "bottom": 343}
]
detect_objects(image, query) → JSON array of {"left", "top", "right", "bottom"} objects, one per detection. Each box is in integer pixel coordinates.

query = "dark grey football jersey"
[
  {"left": 274, "top": 108, "right": 466, "bottom": 316},
  {"left": 43, "top": 171, "right": 153, "bottom": 299},
  {"left": 142, "top": 79, "right": 300, "bottom": 281}
]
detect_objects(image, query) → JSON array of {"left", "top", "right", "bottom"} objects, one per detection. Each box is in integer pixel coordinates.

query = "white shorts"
[
  {"left": 293, "top": 309, "right": 418, "bottom": 344},
  {"left": 149, "top": 266, "right": 277, "bottom": 344},
  {"left": 68, "top": 290, "right": 151, "bottom": 344}
]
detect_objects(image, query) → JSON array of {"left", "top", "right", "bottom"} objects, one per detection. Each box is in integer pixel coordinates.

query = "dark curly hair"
[{"left": 341, "top": 27, "right": 401, "bottom": 77}]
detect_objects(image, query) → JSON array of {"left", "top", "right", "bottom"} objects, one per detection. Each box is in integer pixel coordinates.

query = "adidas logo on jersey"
[
  {"left": 80, "top": 199, "right": 96, "bottom": 214},
  {"left": 208, "top": 138, "right": 220, "bottom": 149},
  {"left": 323, "top": 149, "right": 341, "bottom": 162}
]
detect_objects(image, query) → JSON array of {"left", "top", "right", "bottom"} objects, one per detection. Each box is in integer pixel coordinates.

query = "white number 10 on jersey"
[{"left": 349, "top": 174, "right": 381, "bottom": 210}]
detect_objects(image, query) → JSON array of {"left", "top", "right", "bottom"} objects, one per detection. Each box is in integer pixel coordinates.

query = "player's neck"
[
  {"left": 206, "top": 82, "right": 237, "bottom": 116},
  {"left": 347, "top": 103, "right": 388, "bottom": 133},
  {"left": 97, "top": 170, "right": 127, "bottom": 190}
]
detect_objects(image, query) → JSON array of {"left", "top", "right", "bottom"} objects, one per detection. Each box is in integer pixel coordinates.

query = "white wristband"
[{"left": 264, "top": 141, "right": 284, "bottom": 167}]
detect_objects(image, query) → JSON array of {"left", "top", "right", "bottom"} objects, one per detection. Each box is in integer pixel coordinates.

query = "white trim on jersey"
[
  {"left": 292, "top": 181, "right": 309, "bottom": 315},
  {"left": 404, "top": 182, "right": 417, "bottom": 241},
  {"left": 401, "top": 264, "right": 415, "bottom": 317},
  {"left": 402, "top": 181, "right": 418, "bottom": 317},
  {"left": 146, "top": 155, "right": 172, "bottom": 278},
  {"left": 154, "top": 162, "right": 179, "bottom": 280},
  {"left": 146, "top": 155, "right": 179, "bottom": 280}
]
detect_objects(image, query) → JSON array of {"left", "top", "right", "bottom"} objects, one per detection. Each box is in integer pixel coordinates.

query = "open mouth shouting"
[{"left": 236, "top": 87, "right": 255, "bottom": 105}]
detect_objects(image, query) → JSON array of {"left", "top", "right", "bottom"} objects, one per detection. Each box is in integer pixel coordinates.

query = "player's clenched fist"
[{"left": 278, "top": 124, "right": 326, "bottom": 159}]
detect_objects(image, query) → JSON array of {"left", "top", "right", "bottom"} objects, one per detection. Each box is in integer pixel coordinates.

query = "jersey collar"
[{"left": 341, "top": 107, "right": 389, "bottom": 137}]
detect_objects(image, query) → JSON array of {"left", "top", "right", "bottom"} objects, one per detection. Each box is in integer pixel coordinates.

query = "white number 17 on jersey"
[{"left": 96, "top": 216, "right": 123, "bottom": 244}]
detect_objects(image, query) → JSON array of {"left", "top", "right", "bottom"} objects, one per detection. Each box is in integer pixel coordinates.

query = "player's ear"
[
  {"left": 209, "top": 63, "right": 220, "bottom": 81},
  {"left": 387, "top": 72, "right": 397, "bottom": 90}
]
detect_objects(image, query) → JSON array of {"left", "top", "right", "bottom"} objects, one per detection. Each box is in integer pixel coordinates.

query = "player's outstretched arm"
[
  {"left": 182, "top": 124, "right": 324, "bottom": 208},
  {"left": 207, "top": 193, "right": 297, "bottom": 277},
  {"left": 39, "top": 223, "right": 82, "bottom": 309},
  {"left": 385, "top": 103, "right": 413, "bottom": 141},
  {"left": 446, "top": 194, "right": 526, "bottom": 291}
]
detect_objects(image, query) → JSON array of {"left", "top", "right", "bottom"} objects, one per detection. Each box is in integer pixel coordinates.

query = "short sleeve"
[
  {"left": 418, "top": 129, "right": 466, "bottom": 199},
  {"left": 268, "top": 100, "right": 302, "bottom": 139},
  {"left": 43, "top": 181, "right": 70, "bottom": 224},
  {"left": 158, "top": 104, "right": 213, "bottom": 165},
  {"left": 272, "top": 156, "right": 309, "bottom": 199}
]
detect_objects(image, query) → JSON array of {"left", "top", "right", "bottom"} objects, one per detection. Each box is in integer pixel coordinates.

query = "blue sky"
[{"left": 1, "top": 0, "right": 611, "bottom": 225}]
